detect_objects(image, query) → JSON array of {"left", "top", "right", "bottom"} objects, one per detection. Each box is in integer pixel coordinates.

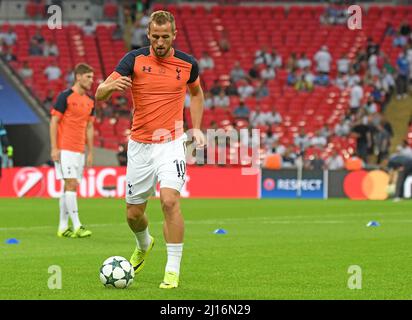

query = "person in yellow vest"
[
  {"left": 6, "top": 145, "right": 13, "bottom": 168},
  {"left": 0, "top": 119, "right": 10, "bottom": 177}
]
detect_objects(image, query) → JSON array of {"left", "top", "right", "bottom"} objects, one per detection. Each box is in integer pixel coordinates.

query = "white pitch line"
[
  {"left": 0, "top": 223, "right": 125, "bottom": 232},
  {"left": 261, "top": 220, "right": 346, "bottom": 224},
  {"left": 2, "top": 218, "right": 412, "bottom": 232}
]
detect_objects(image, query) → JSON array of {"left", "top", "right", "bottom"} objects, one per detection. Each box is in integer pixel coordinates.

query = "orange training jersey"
[
  {"left": 51, "top": 88, "right": 95, "bottom": 153},
  {"left": 111, "top": 46, "right": 200, "bottom": 143}
]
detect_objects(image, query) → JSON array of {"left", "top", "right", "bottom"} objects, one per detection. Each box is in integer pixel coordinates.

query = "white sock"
[
  {"left": 134, "top": 226, "right": 151, "bottom": 251},
  {"left": 58, "top": 193, "right": 69, "bottom": 231},
  {"left": 65, "top": 191, "right": 82, "bottom": 230},
  {"left": 165, "top": 243, "right": 183, "bottom": 275}
]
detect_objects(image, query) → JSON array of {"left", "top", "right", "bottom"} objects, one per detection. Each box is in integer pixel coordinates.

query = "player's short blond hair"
[
  {"left": 148, "top": 10, "right": 176, "bottom": 33},
  {"left": 74, "top": 63, "right": 94, "bottom": 76}
]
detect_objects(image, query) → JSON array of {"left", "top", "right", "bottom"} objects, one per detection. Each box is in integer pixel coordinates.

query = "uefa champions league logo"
[{"left": 13, "top": 167, "right": 45, "bottom": 197}]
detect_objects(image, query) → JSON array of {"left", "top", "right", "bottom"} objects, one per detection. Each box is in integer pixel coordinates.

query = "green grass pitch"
[{"left": 1, "top": 198, "right": 411, "bottom": 300}]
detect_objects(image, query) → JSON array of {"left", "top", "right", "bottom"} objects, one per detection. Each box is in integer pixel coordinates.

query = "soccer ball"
[{"left": 99, "top": 256, "right": 134, "bottom": 288}]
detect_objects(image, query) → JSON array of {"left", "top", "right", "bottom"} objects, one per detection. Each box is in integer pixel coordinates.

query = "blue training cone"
[
  {"left": 214, "top": 229, "right": 227, "bottom": 234},
  {"left": 366, "top": 221, "right": 380, "bottom": 227},
  {"left": 5, "top": 238, "right": 20, "bottom": 244}
]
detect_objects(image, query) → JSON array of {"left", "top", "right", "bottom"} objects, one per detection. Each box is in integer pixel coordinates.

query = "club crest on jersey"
[
  {"left": 142, "top": 66, "right": 152, "bottom": 73},
  {"left": 176, "top": 68, "right": 181, "bottom": 80}
]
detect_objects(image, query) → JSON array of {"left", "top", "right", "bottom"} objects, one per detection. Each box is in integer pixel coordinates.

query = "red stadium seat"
[
  {"left": 103, "top": 3, "right": 118, "bottom": 19},
  {"left": 26, "top": 3, "right": 38, "bottom": 18}
]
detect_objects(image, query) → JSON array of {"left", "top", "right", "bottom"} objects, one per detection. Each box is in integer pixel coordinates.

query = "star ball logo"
[
  {"left": 343, "top": 170, "right": 389, "bottom": 200},
  {"left": 263, "top": 178, "right": 276, "bottom": 191},
  {"left": 13, "top": 167, "right": 45, "bottom": 197}
]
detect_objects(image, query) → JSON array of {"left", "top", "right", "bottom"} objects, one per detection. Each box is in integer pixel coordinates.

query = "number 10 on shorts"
[{"left": 174, "top": 160, "right": 186, "bottom": 179}]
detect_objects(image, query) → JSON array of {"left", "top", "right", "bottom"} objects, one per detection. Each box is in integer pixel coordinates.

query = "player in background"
[
  {"left": 0, "top": 120, "right": 10, "bottom": 178},
  {"left": 385, "top": 155, "right": 412, "bottom": 201},
  {"left": 50, "top": 63, "right": 95, "bottom": 238},
  {"left": 96, "top": 10, "right": 205, "bottom": 289}
]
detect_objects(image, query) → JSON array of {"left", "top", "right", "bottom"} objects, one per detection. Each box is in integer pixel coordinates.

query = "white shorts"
[
  {"left": 126, "top": 134, "right": 187, "bottom": 204},
  {"left": 55, "top": 150, "right": 85, "bottom": 182}
]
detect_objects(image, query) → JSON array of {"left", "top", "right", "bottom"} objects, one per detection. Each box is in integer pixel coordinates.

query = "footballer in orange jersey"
[
  {"left": 50, "top": 63, "right": 94, "bottom": 239},
  {"left": 96, "top": 11, "right": 205, "bottom": 289}
]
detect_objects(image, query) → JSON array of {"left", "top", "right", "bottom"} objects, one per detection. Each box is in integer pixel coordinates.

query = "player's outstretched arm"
[{"left": 95, "top": 75, "right": 132, "bottom": 101}]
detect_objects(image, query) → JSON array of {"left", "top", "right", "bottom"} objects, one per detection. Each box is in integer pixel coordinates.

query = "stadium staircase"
[{"left": 384, "top": 96, "right": 412, "bottom": 153}]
